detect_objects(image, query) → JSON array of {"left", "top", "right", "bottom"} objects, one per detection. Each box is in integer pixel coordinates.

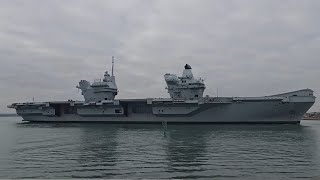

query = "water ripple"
[{"left": 0, "top": 119, "right": 320, "bottom": 179}]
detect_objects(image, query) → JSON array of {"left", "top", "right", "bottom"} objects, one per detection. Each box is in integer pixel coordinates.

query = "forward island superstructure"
[{"left": 8, "top": 60, "right": 316, "bottom": 123}]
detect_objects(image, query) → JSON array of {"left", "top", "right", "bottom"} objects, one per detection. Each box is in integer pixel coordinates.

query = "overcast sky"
[{"left": 0, "top": 0, "right": 320, "bottom": 113}]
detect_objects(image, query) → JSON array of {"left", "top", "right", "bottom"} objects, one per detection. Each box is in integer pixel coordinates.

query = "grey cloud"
[{"left": 0, "top": 0, "right": 320, "bottom": 112}]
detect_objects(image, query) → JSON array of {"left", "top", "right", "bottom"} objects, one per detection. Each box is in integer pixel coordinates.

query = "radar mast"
[{"left": 112, "top": 56, "right": 114, "bottom": 77}]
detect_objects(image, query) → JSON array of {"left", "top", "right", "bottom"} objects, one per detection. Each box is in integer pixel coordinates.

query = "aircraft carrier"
[{"left": 8, "top": 59, "right": 316, "bottom": 123}]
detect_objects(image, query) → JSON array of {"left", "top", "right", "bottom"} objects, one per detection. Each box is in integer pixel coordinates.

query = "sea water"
[{"left": 0, "top": 117, "right": 319, "bottom": 179}]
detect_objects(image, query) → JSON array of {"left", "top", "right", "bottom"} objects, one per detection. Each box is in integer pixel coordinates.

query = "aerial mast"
[{"left": 112, "top": 56, "right": 114, "bottom": 76}]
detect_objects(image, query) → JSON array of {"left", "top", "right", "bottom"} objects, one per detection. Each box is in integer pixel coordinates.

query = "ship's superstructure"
[
  {"left": 77, "top": 57, "right": 118, "bottom": 102},
  {"left": 164, "top": 64, "right": 205, "bottom": 100},
  {"left": 8, "top": 60, "right": 316, "bottom": 123}
]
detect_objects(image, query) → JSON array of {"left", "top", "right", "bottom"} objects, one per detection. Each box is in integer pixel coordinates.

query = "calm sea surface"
[{"left": 0, "top": 117, "right": 319, "bottom": 179}]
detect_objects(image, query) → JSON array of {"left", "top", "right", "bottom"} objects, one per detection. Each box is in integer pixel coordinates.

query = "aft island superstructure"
[{"left": 8, "top": 60, "right": 316, "bottom": 123}]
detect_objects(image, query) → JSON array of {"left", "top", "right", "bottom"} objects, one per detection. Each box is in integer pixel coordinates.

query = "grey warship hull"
[
  {"left": 8, "top": 63, "right": 316, "bottom": 124},
  {"left": 9, "top": 89, "right": 315, "bottom": 124}
]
